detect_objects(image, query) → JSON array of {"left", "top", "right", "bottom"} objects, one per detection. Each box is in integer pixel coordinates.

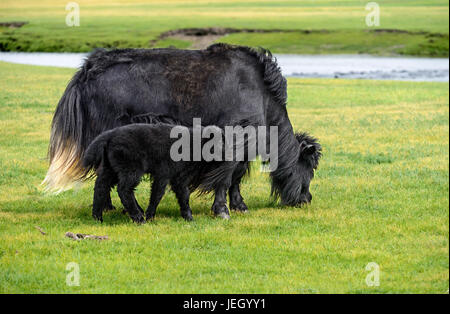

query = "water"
[
  {"left": 0, "top": 52, "right": 87, "bottom": 68},
  {"left": 0, "top": 52, "right": 448, "bottom": 82},
  {"left": 276, "top": 54, "right": 449, "bottom": 82}
]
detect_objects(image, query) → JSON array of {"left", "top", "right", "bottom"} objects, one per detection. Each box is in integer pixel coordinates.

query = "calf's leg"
[
  {"left": 92, "top": 167, "right": 117, "bottom": 222},
  {"left": 122, "top": 196, "right": 144, "bottom": 215},
  {"left": 146, "top": 178, "right": 169, "bottom": 221},
  {"left": 117, "top": 173, "right": 145, "bottom": 224},
  {"left": 171, "top": 182, "right": 193, "bottom": 221}
]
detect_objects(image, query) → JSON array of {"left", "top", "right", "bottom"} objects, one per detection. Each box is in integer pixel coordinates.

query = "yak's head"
[{"left": 271, "top": 132, "right": 322, "bottom": 207}]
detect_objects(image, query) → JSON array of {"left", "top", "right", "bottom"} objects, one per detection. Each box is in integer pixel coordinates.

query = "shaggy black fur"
[
  {"left": 117, "top": 111, "right": 181, "bottom": 126},
  {"left": 271, "top": 132, "right": 321, "bottom": 206},
  {"left": 83, "top": 123, "right": 238, "bottom": 223},
  {"left": 47, "top": 43, "right": 320, "bottom": 210}
]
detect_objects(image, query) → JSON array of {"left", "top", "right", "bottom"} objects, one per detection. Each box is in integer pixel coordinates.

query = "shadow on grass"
[
  {"left": 96, "top": 196, "right": 279, "bottom": 225},
  {"left": 0, "top": 177, "right": 303, "bottom": 227}
]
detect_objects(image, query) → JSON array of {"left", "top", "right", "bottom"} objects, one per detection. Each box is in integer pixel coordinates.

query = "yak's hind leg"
[
  {"left": 117, "top": 172, "right": 145, "bottom": 224},
  {"left": 92, "top": 166, "right": 117, "bottom": 222},
  {"left": 211, "top": 164, "right": 236, "bottom": 219},
  {"left": 146, "top": 178, "right": 169, "bottom": 221},
  {"left": 171, "top": 182, "right": 193, "bottom": 221},
  {"left": 229, "top": 161, "right": 249, "bottom": 212}
]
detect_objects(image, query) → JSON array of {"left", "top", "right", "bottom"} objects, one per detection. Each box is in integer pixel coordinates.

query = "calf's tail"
[{"left": 82, "top": 132, "right": 111, "bottom": 173}]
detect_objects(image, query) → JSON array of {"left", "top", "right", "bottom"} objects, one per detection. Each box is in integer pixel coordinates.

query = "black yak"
[
  {"left": 83, "top": 122, "right": 238, "bottom": 223},
  {"left": 44, "top": 44, "right": 321, "bottom": 216}
]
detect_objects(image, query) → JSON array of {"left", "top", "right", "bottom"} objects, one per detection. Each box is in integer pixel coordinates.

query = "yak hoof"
[
  {"left": 231, "top": 202, "right": 248, "bottom": 213},
  {"left": 216, "top": 212, "right": 231, "bottom": 220},
  {"left": 182, "top": 213, "right": 193, "bottom": 221},
  {"left": 212, "top": 203, "right": 230, "bottom": 220}
]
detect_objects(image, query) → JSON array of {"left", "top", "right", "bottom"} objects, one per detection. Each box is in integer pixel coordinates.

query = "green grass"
[
  {"left": 0, "top": 0, "right": 449, "bottom": 56},
  {"left": 0, "top": 61, "right": 448, "bottom": 293},
  {"left": 219, "top": 30, "right": 449, "bottom": 57}
]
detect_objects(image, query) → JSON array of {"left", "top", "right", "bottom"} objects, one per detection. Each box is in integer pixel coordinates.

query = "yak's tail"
[
  {"left": 82, "top": 132, "right": 111, "bottom": 173},
  {"left": 42, "top": 72, "right": 89, "bottom": 193}
]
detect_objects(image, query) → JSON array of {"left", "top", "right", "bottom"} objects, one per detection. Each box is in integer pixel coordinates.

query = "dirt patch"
[
  {"left": 154, "top": 27, "right": 448, "bottom": 50},
  {"left": 150, "top": 27, "right": 330, "bottom": 49},
  {"left": 368, "top": 28, "right": 448, "bottom": 38},
  {"left": 169, "top": 34, "right": 223, "bottom": 50},
  {"left": 0, "top": 21, "right": 28, "bottom": 29}
]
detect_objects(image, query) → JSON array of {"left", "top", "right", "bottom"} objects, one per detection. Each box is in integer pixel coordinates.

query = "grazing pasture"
[
  {"left": 0, "top": 0, "right": 448, "bottom": 56},
  {"left": 0, "top": 61, "right": 448, "bottom": 293}
]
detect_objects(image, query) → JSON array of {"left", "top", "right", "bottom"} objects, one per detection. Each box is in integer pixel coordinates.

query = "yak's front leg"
[
  {"left": 229, "top": 184, "right": 248, "bottom": 212},
  {"left": 171, "top": 182, "right": 193, "bottom": 221},
  {"left": 212, "top": 185, "right": 231, "bottom": 220},
  {"left": 117, "top": 173, "right": 145, "bottom": 224},
  {"left": 146, "top": 178, "right": 169, "bottom": 221}
]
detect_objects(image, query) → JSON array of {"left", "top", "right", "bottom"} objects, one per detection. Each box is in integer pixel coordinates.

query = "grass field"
[
  {"left": 0, "top": 61, "right": 448, "bottom": 293},
  {"left": 0, "top": 0, "right": 449, "bottom": 56}
]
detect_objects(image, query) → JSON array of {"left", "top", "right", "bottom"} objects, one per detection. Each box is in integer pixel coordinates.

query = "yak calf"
[{"left": 83, "top": 123, "right": 235, "bottom": 223}]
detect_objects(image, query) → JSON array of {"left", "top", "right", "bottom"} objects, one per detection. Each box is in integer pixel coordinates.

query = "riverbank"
[{"left": 1, "top": 27, "right": 448, "bottom": 58}]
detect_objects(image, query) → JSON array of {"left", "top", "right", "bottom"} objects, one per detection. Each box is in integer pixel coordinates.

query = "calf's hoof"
[
  {"left": 130, "top": 213, "right": 146, "bottom": 224},
  {"left": 92, "top": 213, "right": 103, "bottom": 223},
  {"left": 230, "top": 202, "right": 248, "bottom": 213},
  {"left": 104, "top": 205, "right": 116, "bottom": 212},
  {"left": 146, "top": 209, "right": 157, "bottom": 221}
]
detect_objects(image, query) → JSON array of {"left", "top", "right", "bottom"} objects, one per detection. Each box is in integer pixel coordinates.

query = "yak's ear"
[
  {"left": 299, "top": 140, "right": 316, "bottom": 156},
  {"left": 304, "top": 144, "right": 316, "bottom": 156}
]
